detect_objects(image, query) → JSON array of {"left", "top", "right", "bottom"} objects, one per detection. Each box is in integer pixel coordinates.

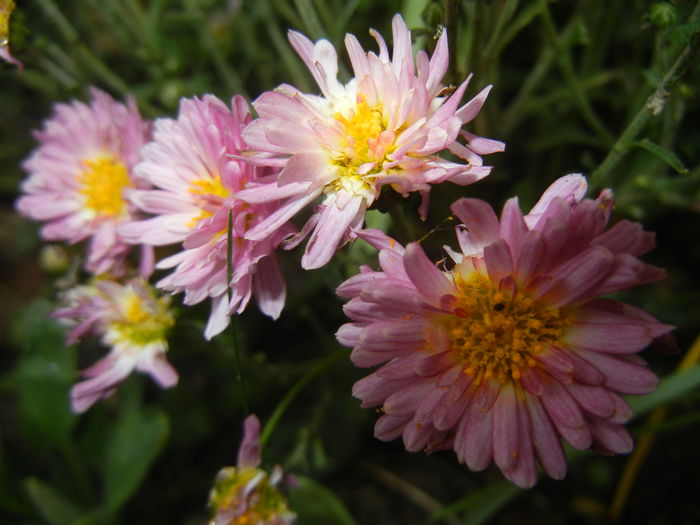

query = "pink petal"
[
  {"left": 492, "top": 386, "right": 520, "bottom": 472},
  {"left": 403, "top": 242, "right": 454, "bottom": 304},
  {"left": 302, "top": 195, "right": 364, "bottom": 269}
]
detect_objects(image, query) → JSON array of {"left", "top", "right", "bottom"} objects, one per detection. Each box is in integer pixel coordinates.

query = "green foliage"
[
  {"left": 101, "top": 408, "right": 170, "bottom": 512},
  {"left": 288, "top": 476, "right": 357, "bottom": 525}
]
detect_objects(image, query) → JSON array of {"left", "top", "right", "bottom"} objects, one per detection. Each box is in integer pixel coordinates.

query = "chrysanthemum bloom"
[
  {"left": 16, "top": 88, "right": 151, "bottom": 275},
  {"left": 336, "top": 175, "right": 672, "bottom": 488},
  {"left": 0, "top": 0, "right": 22, "bottom": 68},
  {"left": 208, "top": 415, "right": 296, "bottom": 525},
  {"left": 238, "top": 14, "right": 504, "bottom": 269},
  {"left": 119, "top": 95, "right": 293, "bottom": 339},
  {"left": 54, "top": 278, "right": 176, "bottom": 413}
]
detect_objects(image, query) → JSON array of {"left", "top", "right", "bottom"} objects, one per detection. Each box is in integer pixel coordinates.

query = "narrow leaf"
[
  {"left": 631, "top": 139, "right": 688, "bottom": 174},
  {"left": 628, "top": 363, "right": 700, "bottom": 417},
  {"left": 428, "top": 479, "right": 521, "bottom": 524}
]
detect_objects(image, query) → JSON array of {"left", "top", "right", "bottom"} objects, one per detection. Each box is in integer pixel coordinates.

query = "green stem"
[
  {"left": 231, "top": 317, "right": 250, "bottom": 415},
  {"left": 293, "top": 0, "right": 326, "bottom": 41},
  {"left": 192, "top": 11, "right": 248, "bottom": 100},
  {"left": 35, "top": 0, "right": 79, "bottom": 43},
  {"left": 225, "top": 210, "right": 249, "bottom": 414},
  {"left": 260, "top": 349, "right": 349, "bottom": 447},
  {"left": 538, "top": 1, "right": 613, "bottom": 144},
  {"left": 589, "top": 20, "right": 700, "bottom": 189},
  {"left": 502, "top": 19, "right": 577, "bottom": 134}
]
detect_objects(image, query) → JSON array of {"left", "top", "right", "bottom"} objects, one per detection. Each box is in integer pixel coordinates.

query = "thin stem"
[
  {"left": 192, "top": 11, "right": 248, "bottom": 100},
  {"left": 230, "top": 316, "right": 250, "bottom": 415},
  {"left": 502, "top": 19, "right": 577, "bottom": 135},
  {"left": 589, "top": 22, "right": 700, "bottom": 190},
  {"left": 538, "top": 1, "right": 613, "bottom": 145},
  {"left": 35, "top": 0, "right": 79, "bottom": 43},
  {"left": 225, "top": 210, "right": 249, "bottom": 414},
  {"left": 260, "top": 349, "right": 349, "bottom": 447}
]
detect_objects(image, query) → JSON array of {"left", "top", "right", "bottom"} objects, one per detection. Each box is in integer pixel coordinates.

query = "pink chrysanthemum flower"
[
  {"left": 336, "top": 175, "right": 672, "bottom": 488},
  {"left": 16, "top": 88, "right": 151, "bottom": 275},
  {"left": 119, "top": 95, "right": 294, "bottom": 339},
  {"left": 238, "top": 14, "right": 504, "bottom": 269},
  {"left": 0, "top": 0, "right": 22, "bottom": 68},
  {"left": 208, "top": 415, "right": 296, "bottom": 525},
  {"left": 54, "top": 278, "right": 176, "bottom": 413}
]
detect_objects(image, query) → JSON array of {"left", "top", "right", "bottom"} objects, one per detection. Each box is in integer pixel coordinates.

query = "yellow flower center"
[
  {"left": 445, "top": 268, "right": 571, "bottom": 385},
  {"left": 329, "top": 94, "right": 398, "bottom": 200},
  {"left": 208, "top": 466, "right": 292, "bottom": 525},
  {"left": 334, "top": 96, "right": 387, "bottom": 166},
  {"left": 77, "top": 156, "right": 131, "bottom": 217},
  {"left": 109, "top": 288, "right": 174, "bottom": 347},
  {"left": 1, "top": 0, "right": 15, "bottom": 45},
  {"left": 187, "top": 176, "right": 230, "bottom": 227}
]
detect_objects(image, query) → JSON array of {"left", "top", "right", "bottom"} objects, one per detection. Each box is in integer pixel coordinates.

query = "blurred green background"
[{"left": 1, "top": 0, "right": 699, "bottom": 523}]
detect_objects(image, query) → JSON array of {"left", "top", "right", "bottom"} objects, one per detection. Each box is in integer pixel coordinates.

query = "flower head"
[
  {"left": 336, "top": 175, "right": 671, "bottom": 488},
  {"left": 0, "top": 0, "right": 22, "bottom": 68},
  {"left": 239, "top": 14, "right": 504, "bottom": 269},
  {"left": 54, "top": 278, "right": 176, "bottom": 412},
  {"left": 16, "top": 88, "right": 151, "bottom": 275},
  {"left": 119, "top": 95, "right": 294, "bottom": 339},
  {"left": 208, "top": 415, "right": 296, "bottom": 525}
]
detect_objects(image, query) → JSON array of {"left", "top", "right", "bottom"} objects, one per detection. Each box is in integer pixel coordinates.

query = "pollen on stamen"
[{"left": 445, "top": 268, "right": 570, "bottom": 386}]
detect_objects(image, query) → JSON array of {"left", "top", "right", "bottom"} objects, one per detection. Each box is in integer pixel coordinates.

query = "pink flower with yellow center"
[
  {"left": 239, "top": 14, "right": 504, "bottom": 269},
  {"left": 54, "top": 278, "right": 176, "bottom": 413},
  {"left": 208, "top": 415, "right": 296, "bottom": 525},
  {"left": 119, "top": 95, "right": 294, "bottom": 339},
  {"left": 336, "top": 175, "right": 672, "bottom": 488},
  {"left": 16, "top": 88, "right": 151, "bottom": 275}
]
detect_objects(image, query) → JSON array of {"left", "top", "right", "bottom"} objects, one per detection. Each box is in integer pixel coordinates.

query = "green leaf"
[
  {"left": 288, "top": 475, "right": 357, "bottom": 525},
  {"left": 10, "top": 300, "right": 77, "bottom": 450},
  {"left": 628, "top": 363, "right": 700, "bottom": 417},
  {"left": 101, "top": 407, "right": 169, "bottom": 512},
  {"left": 428, "top": 479, "right": 521, "bottom": 524},
  {"left": 23, "top": 477, "right": 83, "bottom": 525},
  {"left": 631, "top": 139, "right": 688, "bottom": 174}
]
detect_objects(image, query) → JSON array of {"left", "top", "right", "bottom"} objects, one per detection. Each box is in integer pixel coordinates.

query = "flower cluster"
[
  {"left": 14, "top": 10, "right": 671, "bottom": 495},
  {"left": 336, "top": 175, "right": 672, "bottom": 487}
]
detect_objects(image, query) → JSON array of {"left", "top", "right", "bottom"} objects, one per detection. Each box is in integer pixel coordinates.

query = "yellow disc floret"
[
  {"left": 1, "top": 0, "right": 15, "bottom": 46},
  {"left": 445, "top": 268, "right": 571, "bottom": 385},
  {"left": 334, "top": 95, "right": 387, "bottom": 166},
  {"left": 77, "top": 156, "right": 131, "bottom": 217},
  {"left": 109, "top": 287, "right": 174, "bottom": 348},
  {"left": 208, "top": 466, "right": 293, "bottom": 525},
  {"left": 187, "top": 175, "right": 230, "bottom": 226}
]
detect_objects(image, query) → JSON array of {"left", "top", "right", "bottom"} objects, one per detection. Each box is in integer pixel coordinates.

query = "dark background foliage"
[{"left": 1, "top": 1, "right": 699, "bottom": 524}]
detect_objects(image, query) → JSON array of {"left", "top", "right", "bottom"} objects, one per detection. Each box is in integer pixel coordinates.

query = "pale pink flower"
[
  {"left": 238, "top": 14, "right": 504, "bottom": 269},
  {"left": 336, "top": 175, "right": 671, "bottom": 488},
  {"left": 0, "top": 0, "right": 22, "bottom": 68},
  {"left": 16, "top": 88, "right": 151, "bottom": 276},
  {"left": 119, "top": 95, "right": 294, "bottom": 339},
  {"left": 208, "top": 415, "right": 296, "bottom": 525},
  {"left": 54, "top": 278, "right": 176, "bottom": 413}
]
